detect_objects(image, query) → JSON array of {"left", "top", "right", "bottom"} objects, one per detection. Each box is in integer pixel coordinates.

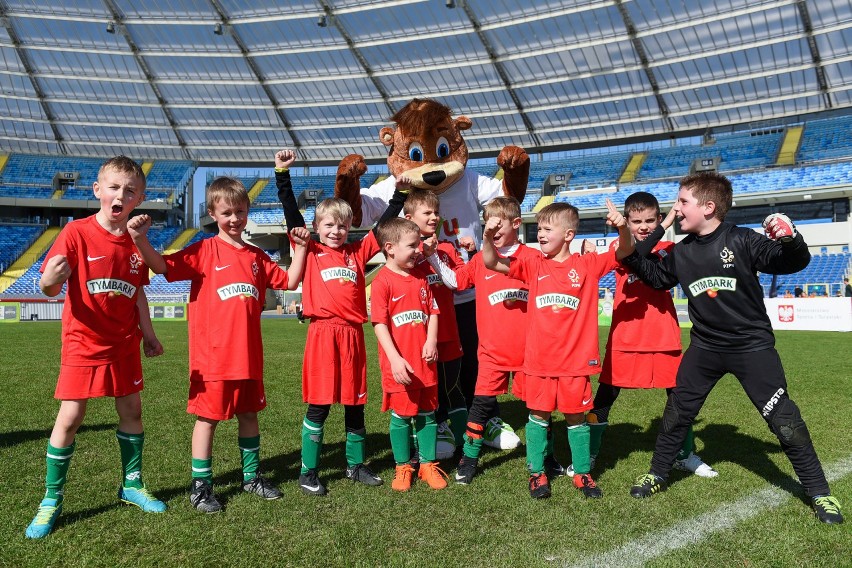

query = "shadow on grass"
[{"left": 0, "top": 423, "right": 115, "bottom": 449}]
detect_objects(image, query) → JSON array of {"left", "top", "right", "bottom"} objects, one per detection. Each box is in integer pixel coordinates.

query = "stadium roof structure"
[{"left": 1, "top": 0, "right": 850, "bottom": 165}]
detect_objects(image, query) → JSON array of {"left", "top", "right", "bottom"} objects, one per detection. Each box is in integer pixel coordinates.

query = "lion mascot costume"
[{"left": 334, "top": 98, "right": 530, "bottom": 452}]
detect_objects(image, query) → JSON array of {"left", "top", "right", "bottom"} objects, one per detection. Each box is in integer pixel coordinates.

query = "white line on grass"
[{"left": 564, "top": 454, "right": 852, "bottom": 568}]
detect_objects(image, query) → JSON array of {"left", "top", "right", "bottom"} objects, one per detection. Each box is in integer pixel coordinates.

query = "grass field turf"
[{"left": 1, "top": 320, "right": 849, "bottom": 567}]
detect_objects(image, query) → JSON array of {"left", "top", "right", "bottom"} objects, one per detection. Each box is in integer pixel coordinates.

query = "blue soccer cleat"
[
  {"left": 25, "top": 498, "right": 63, "bottom": 539},
  {"left": 119, "top": 485, "right": 167, "bottom": 513}
]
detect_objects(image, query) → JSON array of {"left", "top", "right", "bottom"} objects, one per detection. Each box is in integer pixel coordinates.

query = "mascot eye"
[
  {"left": 436, "top": 137, "right": 450, "bottom": 159},
  {"left": 408, "top": 142, "right": 424, "bottom": 162}
]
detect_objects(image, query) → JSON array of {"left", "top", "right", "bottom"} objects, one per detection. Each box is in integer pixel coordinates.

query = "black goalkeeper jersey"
[{"left": 622, "top": 222, "right": 810, "bottom": 353}]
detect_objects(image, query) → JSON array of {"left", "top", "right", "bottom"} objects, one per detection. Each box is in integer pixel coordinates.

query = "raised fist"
[{"left": 763, "top": 213, "right": 797, "bottom": 243}]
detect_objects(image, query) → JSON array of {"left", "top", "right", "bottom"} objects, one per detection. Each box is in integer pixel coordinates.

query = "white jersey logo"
[
  {"left": 217, "top": 282, "right": 260, "bottom": 301},
  {"left": 535, "top": 293, "right": 580, "bottom": 311},
  {"left": 392, "top": 310, "right": 427, "bottom": 327},
  {"left": 86, "top": 278, "right": 137, "bottom": 298},
  {"left": 320, "top": 267, "right": 357, "bottom": 284},
  {"left": 688, "top": 277, "right": 736, "bottom": 297},
  {"left": 488, "top": 289, "right": 528, "bottom": 306}
]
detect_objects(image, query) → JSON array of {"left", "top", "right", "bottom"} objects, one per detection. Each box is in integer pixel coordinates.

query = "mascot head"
[{"left": 381, "top": 98, "right": 470, "bottom": 195}]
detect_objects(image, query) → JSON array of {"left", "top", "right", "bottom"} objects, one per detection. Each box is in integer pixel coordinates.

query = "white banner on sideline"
[{"left": 764, "top": 297, "right": 852, "bottom": 332}]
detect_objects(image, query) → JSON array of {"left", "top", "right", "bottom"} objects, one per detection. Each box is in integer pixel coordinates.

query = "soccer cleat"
[
  {"left": 674, "top": 452, "right": 719, "bottom": 478},
  {"left": 435, "top": 421, "right": 456, "bottom": 460},
  {"left": 630, "top": 473, "right": 667, "bottom": 499},
  {"left": 529, "top": 472, "right": 551, "bottom": 499},
  {"left": 454, "top": 456, "right": 478, "bottom": 485},
  {"left": 189, "top": 478, "right": 222, "bottom": 513},
  {"left": 242, "top": 475, "right": 283, "bottom": 500},
  {"left": 119, "top": 485, "right": 167, "bottom": 512},
  {"left": 418, "top": 462, "right": 449, "bottom": 490},
  {"left": 544, "top": 455, "right": 567, "bottom": 478},
  {"left": 25, "top": 498, "right": 62, "bottom": 539},
  {"left": 392, "top": 463, "right": 415, "bottom": 492},
  {"left": 573, "top": 474, "right": 603, "bottom": 499},
  {"left": 483, "top": 417, "right": 521, "bottom": 450},
  {"left": 298, "top": 469, "right": 327, "bottom": 496},
  {"left": 812, "top": 495, "right": 844, "bottom": 524},
  {"left": 564, "top": 455, "right": 596, "bottom": 477},
  {"left": 345, "top": 463, "right": 384, "bottom": 486}
]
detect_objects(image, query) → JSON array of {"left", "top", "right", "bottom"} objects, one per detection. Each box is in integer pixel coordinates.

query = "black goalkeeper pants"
[{"left": 650, "top": 345, "right": 830, "bottom": 497}]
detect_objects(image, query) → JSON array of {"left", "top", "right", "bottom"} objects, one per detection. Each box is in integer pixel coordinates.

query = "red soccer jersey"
[
  {"left": 411, "top": 242, "right": 463, "bottom": 346},
  {"left": 370, "top": 266, "right": 439, "bottom": 394},
  {"left": 607, "top": 240, "right": 681, "bottom": 352},
  {"left": 41, "top": 215, "right": 149, "bottom": 365},
  {"left": 164, "top": 236, "right": 290, "bottom": 382},
  {"left": 455, "top": 243, "right": 540, "bottom": 370},
  {"left": 509, "top": 249, "right": 618, "bottom": 377},
  {"left": 301, "top": 232, "right": 379, "bottom": 324}
]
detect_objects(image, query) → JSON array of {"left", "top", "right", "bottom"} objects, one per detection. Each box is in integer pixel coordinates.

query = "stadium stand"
[{"left": 0, "top": 225, "right": 44, "bottom": 273}]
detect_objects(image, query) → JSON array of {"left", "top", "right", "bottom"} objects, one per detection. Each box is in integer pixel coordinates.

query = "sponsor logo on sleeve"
[{"left": 427, "top": 273, "right": 443, "bottom": 286}]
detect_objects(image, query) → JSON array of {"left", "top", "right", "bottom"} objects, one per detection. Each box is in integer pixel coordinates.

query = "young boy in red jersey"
[
  {"left": 372, "top": 217, "right": 448, "bottom": 491},
  {"left": 274, "top": 149, "right": 409, "bottom": 495},
  {"left": 403, "top": 190, "right": 468, "bottom": 458},
  {"left": 129, "top": 177, "right": 308, "bottom": 512},
  {"left": 441, "top": 197, "right": 563, "bottom": 484},
  {"left": 586, "top": 192, "right": 717, "bottom": 478},
  {"left": 482, "top": 202, "right": 630, "bottom": 499},
  {"left": 26, "top": 156, "right": 166, "bottom": 539}
]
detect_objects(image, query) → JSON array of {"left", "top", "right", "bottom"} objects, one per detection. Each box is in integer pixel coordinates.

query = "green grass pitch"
[{"left": 1, "top": 321, "right": 849, "bottom": 567}]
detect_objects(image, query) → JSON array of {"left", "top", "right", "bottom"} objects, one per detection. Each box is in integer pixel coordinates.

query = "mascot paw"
[
  {"left": 497, "top": 146, "right": 530, "bottom": 171},
  {"left": 337, "top": 154, "right": 367, "bottom": 180}
]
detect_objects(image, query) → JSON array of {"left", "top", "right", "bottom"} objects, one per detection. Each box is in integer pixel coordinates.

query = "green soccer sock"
[
  {"left": 346, "top": 428, "right": 366, "bottom": 468},
  {"left": 677, "top": 424, "right": 696, "bottom": 461},
  {"left": 239, "top": 435, "right": 260, "bottom": 482},
  {"left": 462, "top": 433, "right": 485, "bottom": 459},
  {"left": 545, "top": 417, "right": 555, "bottom": 458},
  {"left": 116, "top": 430, "right": 145, "bottom": 489},
  {"left": 415, "top": 411, "right": 437, "bottom": 463},
  {"left": 589, "top": 422, "right": 608, "bottom": 458},
  {"left": 191, "top": 457, "right": 213, "bottom": 482},
  {"left": 448, "top": 407, "right": 468, "bottom": 447},
  {"left": 526, "top": 415, "right": 549, "bottom": 475},
  {"left": 301, "top": 417, "right": 324, "bottom": 475},
  {"left": 567, "top": 422, "right": 591, "bottom": 475},
  {"left": 44, "top": 441, "right": 75, "bottom": 500},
  {"left": 390, "top": 413, "right": 413, "bottom": 465}
]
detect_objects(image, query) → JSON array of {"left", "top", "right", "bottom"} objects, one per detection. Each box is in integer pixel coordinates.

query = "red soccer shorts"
[
  {"left": 55, "top": 352, "right": 143, "bottom": 400},
  {"left": 474, "top": 366, "right": 526, "bottom": 397},
  {"left": 382, "top": 385, "right": 438, "bottom": 416},
  {"left": 598, "top": 350, "right": 682, "bottom": 389},
  {"left": 525, "top": 374, "right": 593, "bottom": 415},
  {"left": 187, "top": 379, "right": 266, "bottom": 421},
  {"left": 302, "top": 318, "right": 367, "bottom": 405},
  {"left": 437, "top": 339, "right": 463, "bottom": 363}
]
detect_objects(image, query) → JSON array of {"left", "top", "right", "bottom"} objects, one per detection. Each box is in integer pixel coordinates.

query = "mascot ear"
[
  {"left": 380, "top": 127, "right": 395, "bottom": 147},
  {"left": 454, "top": 116, "right": 472, "bottom": 131}
]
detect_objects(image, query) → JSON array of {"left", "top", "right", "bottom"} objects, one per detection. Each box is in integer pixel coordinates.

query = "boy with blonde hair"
[
  {"left": 372, "top": 217, "right": 447, "bottom": 491},
  {"left": 26, "top": 156, "right": 165, "bottom": 539},
  {"left": 482, "top": 202, "right": 629, "bottom": 499},
  {"left": 274, "top": 149, "right": 409, "bottom": 494},
  {"left": 129, "top": 176, "right": 308, "bottom": 512}
]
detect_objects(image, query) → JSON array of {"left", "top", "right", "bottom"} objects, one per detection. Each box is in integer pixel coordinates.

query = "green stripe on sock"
[
  {"left": 677, "top": 424, "right": 696, "bottom": 461},
  {"left": 346, "top": 429, "right": 366, "bottom": 468},
  {"left": 567, "top": 423, "right": 591, "bottom": 474},
  {"left": 390, "top": 413, "right": 413, "bottom": 464},
  {"left": 415, "top": 412, "right": 437, "bottom": 463},
  {"left": 526, "top": 415, "right": 548, "bottom": 474}
]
